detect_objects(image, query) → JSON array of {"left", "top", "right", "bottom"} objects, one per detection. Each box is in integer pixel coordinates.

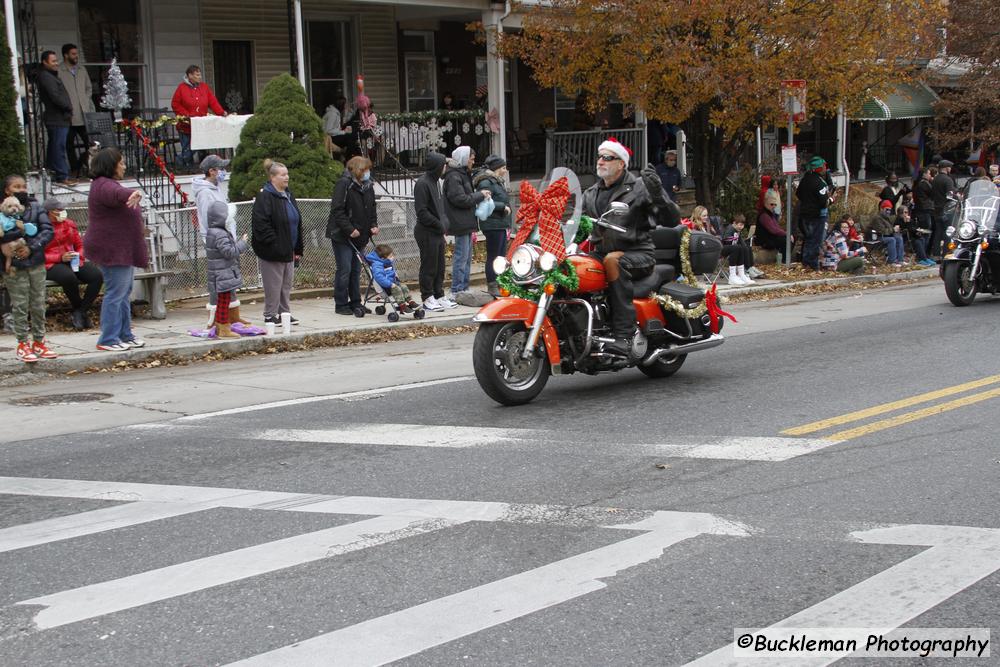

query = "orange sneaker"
[
  {"left": 31, "top": 340, "right": 58, "bottom": 359},
  {"left": 16, "top": 341, "right": 38, "bottom": 363}
]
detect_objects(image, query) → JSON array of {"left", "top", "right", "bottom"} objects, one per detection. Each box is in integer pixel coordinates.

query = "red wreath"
[
  {"left": 704, "top": 283, "right": 737, "bottom": 334},
  {"left": 506, "top": 177, "right": 571, "bottom": 261}
]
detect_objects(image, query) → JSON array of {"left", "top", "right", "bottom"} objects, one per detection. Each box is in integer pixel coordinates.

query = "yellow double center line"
[{"left": 782, "top": 374, "right": 1000, "bottom": 442}]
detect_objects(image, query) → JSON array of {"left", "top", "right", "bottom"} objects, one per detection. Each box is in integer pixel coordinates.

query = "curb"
[
  {"left": 0, "top": 313, "right": 475, "bottom": 379},
  {"left": 721, "top": 268, "right": 939, "bottom": 297}
]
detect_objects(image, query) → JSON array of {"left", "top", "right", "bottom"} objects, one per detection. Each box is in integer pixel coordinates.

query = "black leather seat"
[
  {"left": 658, "top": 281, "right": 705, "bottom": 307},
  {"left": 632, "top": 264, "right": 677, "bottom": 298}
]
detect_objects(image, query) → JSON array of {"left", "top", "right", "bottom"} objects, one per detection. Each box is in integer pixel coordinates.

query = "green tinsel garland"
[
  {"left": 650, "top": 292, "right": 710, "bottom": 319},
  {"left": 575, "top": 217, "right": 594, "bottom": 245},
  {"left": 496, "top": 260, "right": 580, "bottom": 302}
]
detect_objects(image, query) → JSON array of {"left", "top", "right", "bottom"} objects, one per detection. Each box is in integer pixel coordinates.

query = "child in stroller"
[{"left": 362, "top": 243, "right": 425, "bottom": 321}]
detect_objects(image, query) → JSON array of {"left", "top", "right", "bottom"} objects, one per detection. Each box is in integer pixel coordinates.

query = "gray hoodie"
[
  {"left": 204, "top": 200, "right": 247, "bottom": 294},
  {"left": 193, "top": 176, "right": 233, "bottom": 240}
]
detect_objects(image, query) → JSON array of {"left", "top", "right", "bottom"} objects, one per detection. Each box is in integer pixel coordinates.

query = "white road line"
[
  {"left": 253, "top": 428, "right": 836, "bottom": 462},
  {"left": 18, "top": 515, "right": 454, "bottom": 630},
  {"left": 226, "top": 512, "right": 747, "bottom": 667},
  {"left": 684, "top": 524, "right": 1000, "bottom": 666},
  {"left": 177, "top": 376, "right": 475, "bottom": 422},
  {"left": 0, "top": 501, "right": 211, "bottom": 553}
]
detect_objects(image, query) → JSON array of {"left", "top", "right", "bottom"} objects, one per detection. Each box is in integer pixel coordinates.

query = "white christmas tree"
[{"left": 100, "top": 58, "right": 132, "bottom": 120}]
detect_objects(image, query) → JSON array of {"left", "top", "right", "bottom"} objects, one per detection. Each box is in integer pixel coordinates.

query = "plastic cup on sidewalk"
[
  {"left": 69, "top": 253, "right": 80, "bottom": 272},
  {"left": 265, "top": 321, "right": 276, "bottom": 336},
  {"left": 280, "top": 312, "right": 291, "bottom": 335}
]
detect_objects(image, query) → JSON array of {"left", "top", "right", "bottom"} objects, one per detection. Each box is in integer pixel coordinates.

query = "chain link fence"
[{"left": 63, "top": 197, "right": 419, "bottom": 303}]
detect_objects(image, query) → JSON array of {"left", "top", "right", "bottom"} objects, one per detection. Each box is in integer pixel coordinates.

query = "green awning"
[{"left": 853, "top": 82, "right": 939, "bottom": 121}]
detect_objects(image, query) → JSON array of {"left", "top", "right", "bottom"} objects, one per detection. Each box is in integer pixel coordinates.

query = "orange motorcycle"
[{"left": 473, "top": 202, "right": 731, "bottom": 405}]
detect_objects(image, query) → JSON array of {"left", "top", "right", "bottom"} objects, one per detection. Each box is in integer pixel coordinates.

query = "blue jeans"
[
  {"left": 332, "top": 240, "right": 362, "bottom": 309},
  {"left": 881, "top": 234, "right": 905, "bottom": 264},
  {"left": 179, "top": 131, "right": 193, "bottom": 166},
  {"left": 46, "top": 125, "right": 69, "bottom": 181},
  {"left": 483, "top": 229, "right": 508, "bottom": 283},
  {"left": 97, "top": 265, "right": 135, "bottom": 346},
  {"left": 451, "top": 234, "right": 472, "bottom": 294},
  {"left": 801, "top": 217, "right": 827, "bottom": 269}
]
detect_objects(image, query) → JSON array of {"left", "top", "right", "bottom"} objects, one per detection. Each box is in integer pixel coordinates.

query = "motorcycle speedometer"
[{"left": 511, "top": 246, "right": 538, "bottom": 278}]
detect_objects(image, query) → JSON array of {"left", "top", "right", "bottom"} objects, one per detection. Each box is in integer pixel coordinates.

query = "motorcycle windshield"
[{"left": 962, "top": 179, "right": 1000, "bottom": 231}]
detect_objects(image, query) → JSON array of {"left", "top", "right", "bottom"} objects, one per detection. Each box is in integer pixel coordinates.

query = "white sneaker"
[
  {"left": 122, "top": 338, "right": 146, "bottom": 349},
  {"left": 439, "top": 296, "right": 459, "bottom": 309},
  {"left": 423, "top": 297, "right": 444, "bottom": 312}
]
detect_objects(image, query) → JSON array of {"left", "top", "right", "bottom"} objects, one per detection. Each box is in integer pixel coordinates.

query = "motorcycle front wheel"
[
  {"left": 943, "top": 262, "right": 978, "bottom": 306},
  {"left": 473, "top": 322, "right": 550, "bottom": 406}
]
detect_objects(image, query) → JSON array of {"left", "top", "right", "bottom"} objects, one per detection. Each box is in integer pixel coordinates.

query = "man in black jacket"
[
  {"left": 581, "top": 138, "right": 679, "bottom": 356},
  {"left": 796, "top": 156, "right": 834, "bottom": 270},
  {"left": 930, "top": 160, "right": 957, "bottom": 259},
  {"left": 36, "top": 51, "right": 73, "bottom": 184},
  {"left": 412, "top": 152, "right": 454, "bottom": 312},
  {"left": 912, "top": 167, "right": 935, "bottom": 263}
]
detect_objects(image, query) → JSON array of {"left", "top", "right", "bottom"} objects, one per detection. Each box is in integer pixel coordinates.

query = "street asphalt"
[{"left": 0, "top": 282, "right": 998, "bottom": 666}]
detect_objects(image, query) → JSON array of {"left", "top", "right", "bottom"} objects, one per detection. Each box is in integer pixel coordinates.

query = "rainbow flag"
[{"left": 898, "top": 125, "right": 924, "bottom": 179}]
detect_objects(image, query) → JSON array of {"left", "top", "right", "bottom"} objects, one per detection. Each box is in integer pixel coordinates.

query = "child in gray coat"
[{"left": 204, "top": 200, "right": 249, "bottom": 338}]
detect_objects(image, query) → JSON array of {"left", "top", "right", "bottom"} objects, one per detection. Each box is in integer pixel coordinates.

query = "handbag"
[{"left": 475, "top": 197, "right": 496, "bottom": 222}]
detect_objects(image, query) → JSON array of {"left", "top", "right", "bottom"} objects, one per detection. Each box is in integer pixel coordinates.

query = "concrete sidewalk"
[{"left": 0, "top": 266, "right": 938, "bottom": 377}]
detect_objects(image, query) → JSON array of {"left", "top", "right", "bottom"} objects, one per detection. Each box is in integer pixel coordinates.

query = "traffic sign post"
[{"left": 781, "top": 80, "right": 806, "bottom": 266}]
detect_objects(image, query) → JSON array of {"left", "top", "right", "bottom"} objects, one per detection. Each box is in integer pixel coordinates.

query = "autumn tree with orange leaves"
[
  {"left": 502, "top": 0, "right": 945, "bottom": 207},
  {"left": 931, "top": 0, "right": 1000, "bottom": 153}
]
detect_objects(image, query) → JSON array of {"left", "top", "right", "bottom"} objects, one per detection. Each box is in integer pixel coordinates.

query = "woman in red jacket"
[
  {"left": 42, "top": 197, "right": 103, "bottom": 330},
  {"left": 171, "top": 65, "right": 225, "bottom": 169}
]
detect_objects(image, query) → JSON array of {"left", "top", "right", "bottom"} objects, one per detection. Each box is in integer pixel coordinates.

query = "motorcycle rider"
[{"left": 581, "top": 138, "right": 679, "bottom": 356}]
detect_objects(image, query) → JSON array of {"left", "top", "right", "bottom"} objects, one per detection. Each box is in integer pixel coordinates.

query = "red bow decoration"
[
  {"left": 506, "top": 177, "right": 571, "bottom": 261},
  {"left": 704, "top": 283, "right": 737, "bottom": 334}
]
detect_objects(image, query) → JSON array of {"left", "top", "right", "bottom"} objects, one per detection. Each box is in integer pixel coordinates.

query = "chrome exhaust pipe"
[{"left": 641, "top": 333, "right": 724, "bottom": 366}]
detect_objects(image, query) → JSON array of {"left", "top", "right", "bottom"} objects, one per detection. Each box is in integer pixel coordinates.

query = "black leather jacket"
[{"left": 582, "top": 170, "right": 678, "bottom": 254}]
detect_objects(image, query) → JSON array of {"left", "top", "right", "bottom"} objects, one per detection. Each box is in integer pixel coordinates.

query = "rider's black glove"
[{"left": 641, "top": 163, "right": 669, "bottom": 208}]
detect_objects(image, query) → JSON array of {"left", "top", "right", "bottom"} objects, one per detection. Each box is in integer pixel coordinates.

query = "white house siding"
[
  {"left": 32, "top": 0, "right": 78, "bottom": 58},
  {"left": 199, "top": 0, "right": 399, "bottom": 112},
  {"left": 150, "top": 0, "right": 204, "bottom": 109}
]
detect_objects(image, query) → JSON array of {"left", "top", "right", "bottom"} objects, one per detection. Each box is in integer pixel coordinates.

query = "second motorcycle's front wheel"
[
  {"left": 473, "top": 322, "right": 550, "bottom": 406},
  {"left": 943, "top": 262, "right": 978, "bottom": 306}
]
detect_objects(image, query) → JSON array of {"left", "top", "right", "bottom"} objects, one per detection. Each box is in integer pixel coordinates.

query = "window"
[
  {"left": 400, "top": 31, "right": 434, "bottom": 54},
  {"left": 306, "top": 20, "right": 353, "bottom": 116},
  {"left": 555, "top": 89, "right": 577, "bottom": 131},
  {"left": 475, "top": 57, "right": 517, "bottom": 127},
  {"left": 405, "top": 55, "right": 436, "bottom": 112},
  {"left": 213, "top": 41, "right": 254, "bottom": 114},
  {"left": 78, "top": 0, "right": 146, "bottom": 110}
]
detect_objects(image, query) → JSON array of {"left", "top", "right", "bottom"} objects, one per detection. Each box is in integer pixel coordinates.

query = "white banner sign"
[{"left": 190, "top": 114, "right": 252, "bottom": 150}]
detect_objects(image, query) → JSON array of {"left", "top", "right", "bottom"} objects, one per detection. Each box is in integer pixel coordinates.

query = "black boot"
[
  {"left": 70, "top": 309, "right": 86, "bottom": 331},
  {"left": 606, "top": 278, "right": 637, "bottom": 338}
]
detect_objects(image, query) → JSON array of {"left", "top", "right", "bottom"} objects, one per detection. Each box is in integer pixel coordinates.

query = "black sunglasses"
[{"left": 597, "top": 154, "right": 620, "bottom": 162}]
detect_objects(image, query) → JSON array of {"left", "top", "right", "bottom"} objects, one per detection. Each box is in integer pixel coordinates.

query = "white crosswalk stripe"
[
  {"left": 2, "top": 476, "right": 998, "bottom": 666},
  {"left": 251, "top": 426, "right": 836, "bottom": 461}
]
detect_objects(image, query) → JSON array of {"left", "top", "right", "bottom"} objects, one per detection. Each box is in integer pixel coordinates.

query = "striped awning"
[{"left": 853, "top": 82, "right": 939, "bottom": 121}]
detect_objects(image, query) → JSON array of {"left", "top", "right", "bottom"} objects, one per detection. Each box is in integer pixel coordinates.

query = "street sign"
[
  {"left": 781, "top": 145, "right": 798, "bottom": 174},
  {"left": 782, "top": 79, "right": 807, "bottom": 123}
]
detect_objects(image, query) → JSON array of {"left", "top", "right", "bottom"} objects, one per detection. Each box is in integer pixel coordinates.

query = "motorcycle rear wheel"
[
  {"left": 943, "top": 262, "right": 978, "bottom": 306},
  {"left": 473, "top": 322, "right": 550, "bottom": 406},
  {"left": 638, "top": 353, "right": 687, "bottom": 378}
]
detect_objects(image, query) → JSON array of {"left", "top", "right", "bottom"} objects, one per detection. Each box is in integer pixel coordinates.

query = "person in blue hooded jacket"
[{"left": 366, "top": 243, "right": 419, "bottom": 313}]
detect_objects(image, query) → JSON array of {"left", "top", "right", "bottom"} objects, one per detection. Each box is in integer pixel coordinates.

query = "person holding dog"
[
  {"left": 42, "top": 197, "right": 102, "bottom": 330},
  {"left": 2, "top": 175, "right": 56, "bottom": 362}
]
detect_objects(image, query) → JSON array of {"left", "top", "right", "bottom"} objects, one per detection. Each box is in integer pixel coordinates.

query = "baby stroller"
[{"left": 355, "top": 241, "right": 425, "bottom": 322}]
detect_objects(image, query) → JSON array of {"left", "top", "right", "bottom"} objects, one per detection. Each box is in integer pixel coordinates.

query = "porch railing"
[{"left": 545, "top": 128, "right": 646, "bottom": 176}]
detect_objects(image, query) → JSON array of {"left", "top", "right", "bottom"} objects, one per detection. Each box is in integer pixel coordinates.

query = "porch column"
[
  {"left": 293, "top": 0, "right": 307, "bottom": 90},
  {"left": 4, "top": 0, "right": 23, "bottom": 130},
  {"left": 482, "top": 8, "right": 507, "bottom": 160}
]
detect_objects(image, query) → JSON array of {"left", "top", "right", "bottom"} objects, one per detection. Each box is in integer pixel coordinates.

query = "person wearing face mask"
[
  {"left": 655, "top": 150, "right": 682, "bottom": 203},
  {"left": 193, "top": 154, "right": 244, "bottom": 328},
  {"left": 756, "top": 189, "right": 790, "bottom": 255},
  {"left": 413, "top": 152, "right": 450, "bottom": 312},
  {"left": 473, "top": 155, "right": 512, "bottom": 297},
  {"left": 42, "top": 197, "right": 102, "bottom": 330},
  {"left": 2, "top": 174, "right": 56, "bottom": 362},
  {"left": 326, "top": 156, "right": 379, "bottom": 317},
  {"left": 443, "top": 145, "right": 490, "bottom": 304}
]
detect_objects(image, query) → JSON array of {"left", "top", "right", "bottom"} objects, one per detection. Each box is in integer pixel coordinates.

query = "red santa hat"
[{"left": 598, "top": 137, "right": 632, "bottom": 167}]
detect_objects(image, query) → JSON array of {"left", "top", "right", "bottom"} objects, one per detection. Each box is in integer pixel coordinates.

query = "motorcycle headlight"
[
  {"left": 511, "top": 246, "right": 539, "bottom": 278},
  {"left": 957, "top": 221, "right": 977, "bottom": 240},
  {"left": 538, "top": 252, "right": 557, "bottom": 272},
  {"left": 492, "top": 256, "right": 509, "bottom": 276}
]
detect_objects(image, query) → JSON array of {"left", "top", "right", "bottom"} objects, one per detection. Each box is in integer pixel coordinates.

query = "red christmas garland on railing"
[{"left": 121, "top": 119, "right": 191, "bottom": 209}]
